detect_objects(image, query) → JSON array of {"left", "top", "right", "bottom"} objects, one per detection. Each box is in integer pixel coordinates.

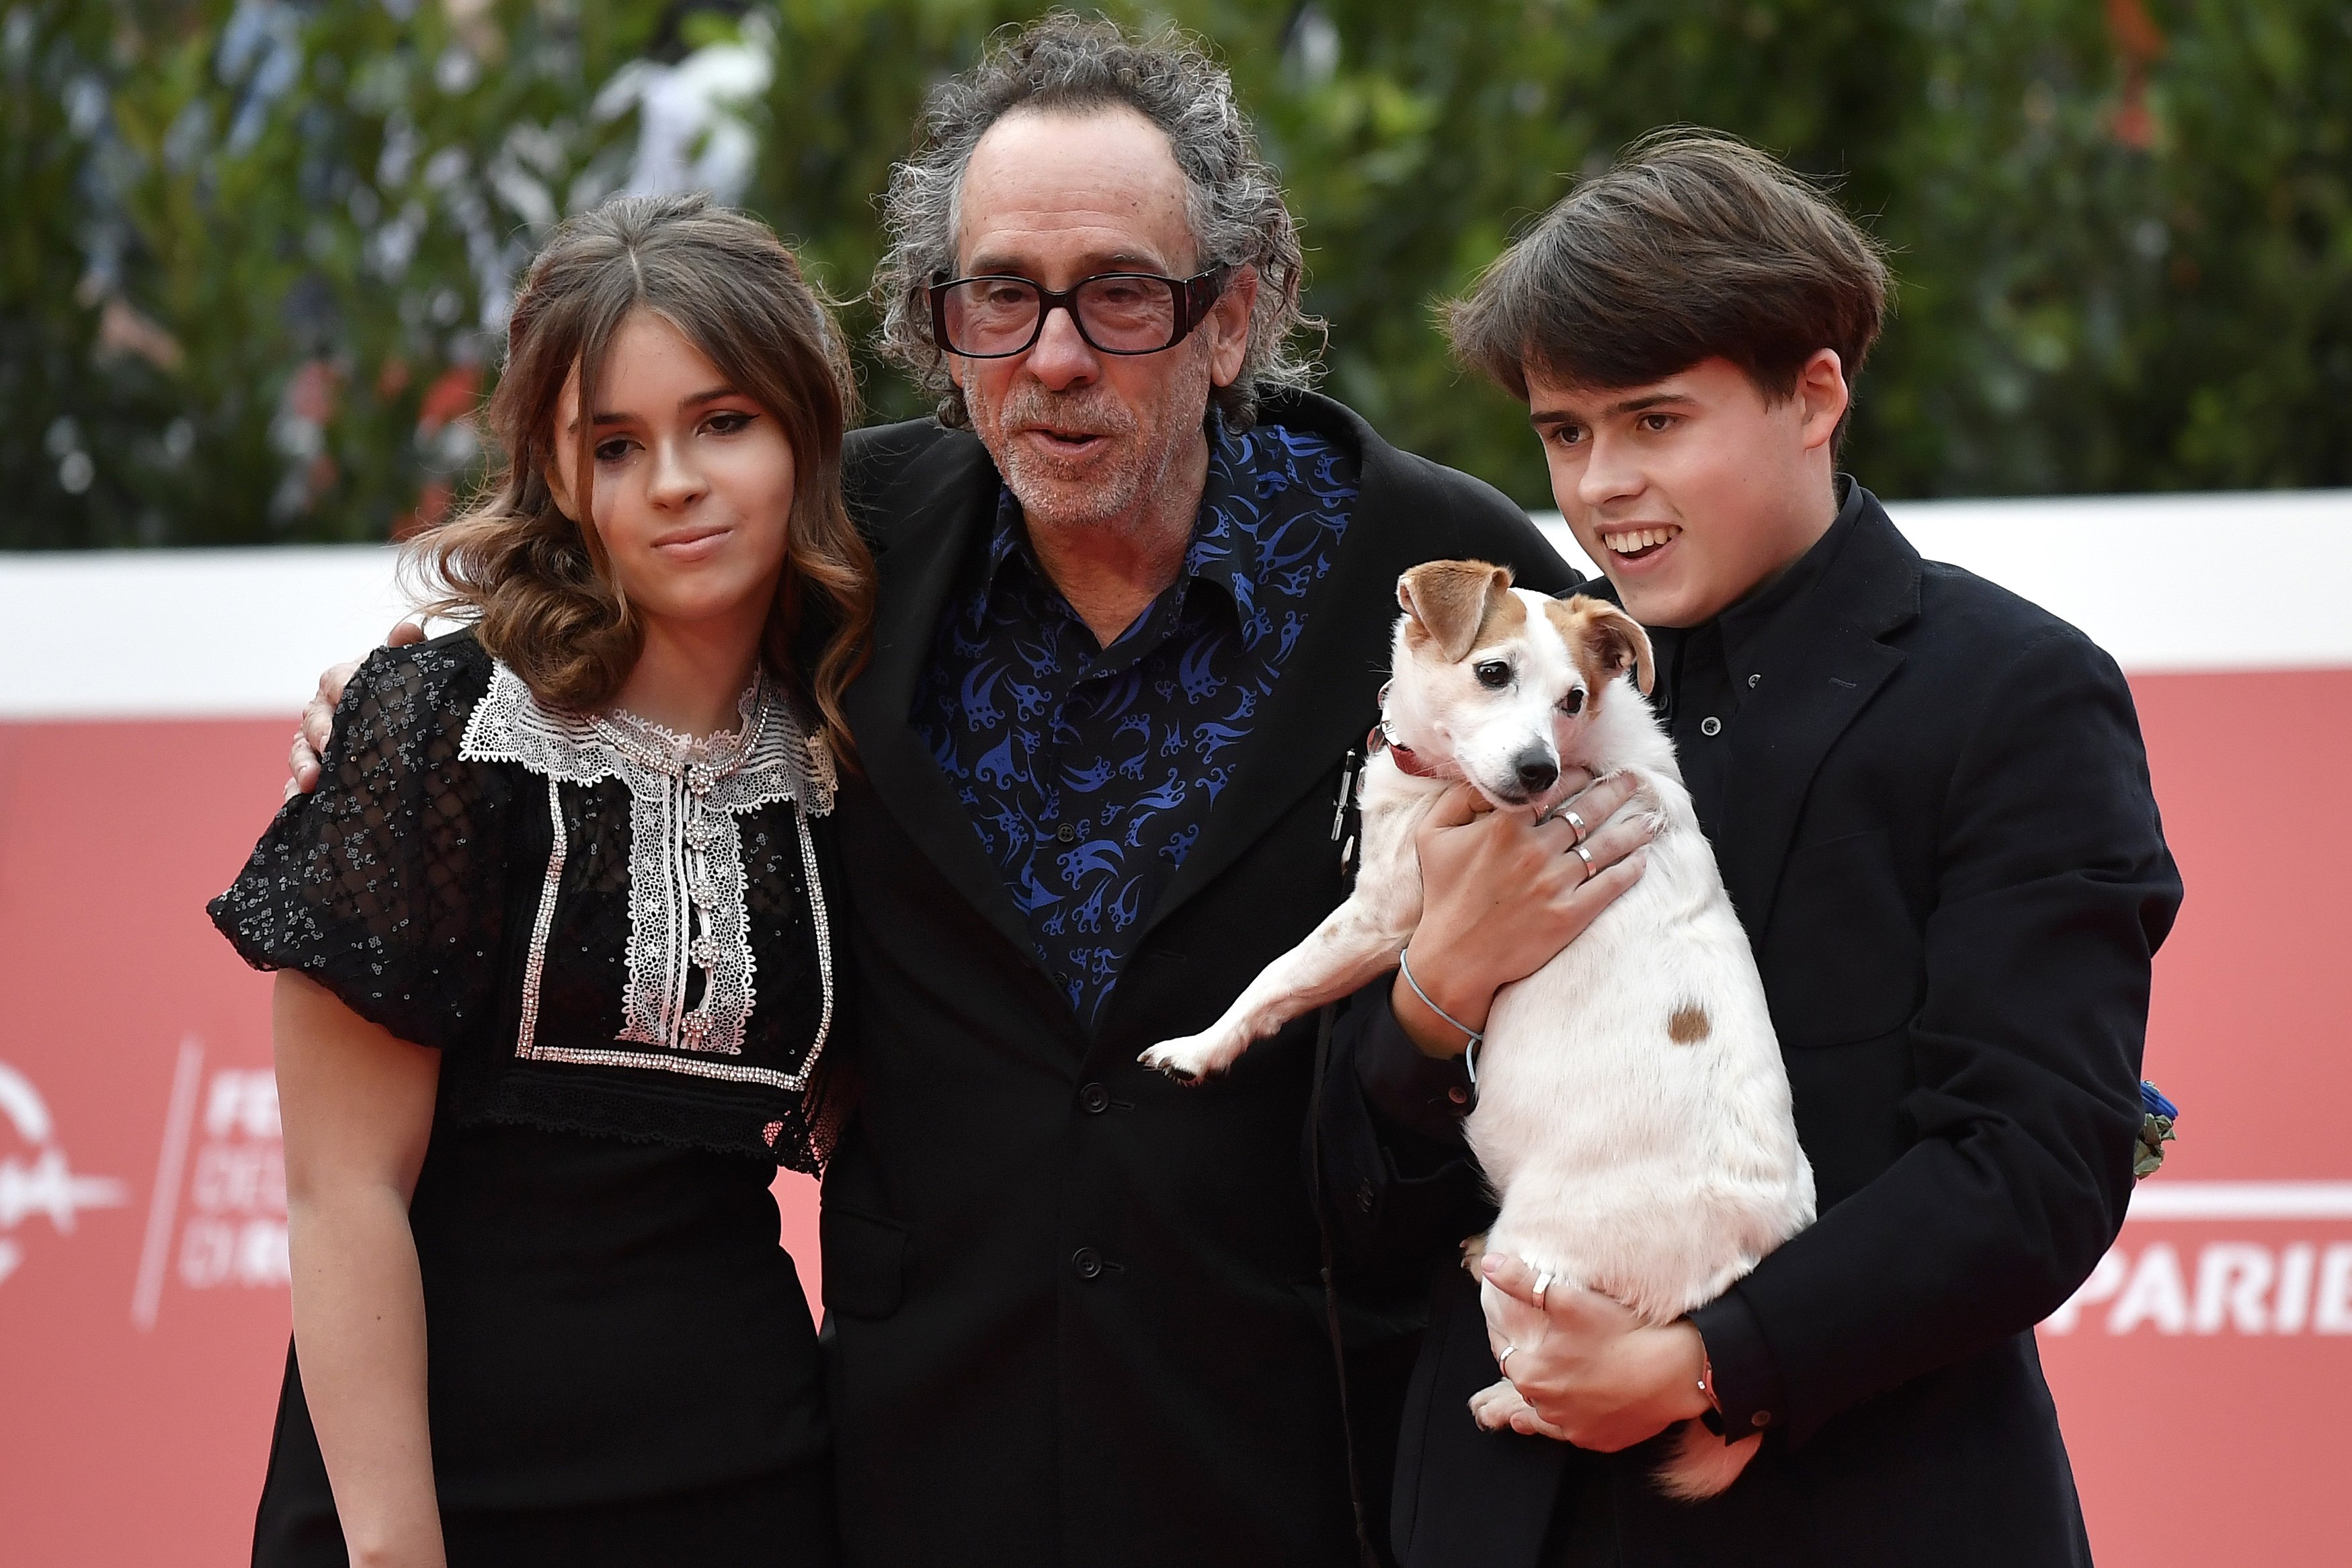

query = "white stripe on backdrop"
[
  {"left": 3, "top": 489, "right": 2348, "bottom": 718},
  {"left": 1531, "top": 487, "right": 2352, "bottom": 677},
  {"left": 2126, "top": 1182, "right": 2352, "bottom": 1221}
]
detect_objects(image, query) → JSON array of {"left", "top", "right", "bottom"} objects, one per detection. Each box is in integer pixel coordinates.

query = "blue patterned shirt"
[{"left": 914, "top": 420, "right": 1359, "bottom": 1028}]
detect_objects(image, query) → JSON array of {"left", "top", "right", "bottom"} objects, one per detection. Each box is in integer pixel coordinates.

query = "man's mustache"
[{"left": 996, "top": 388, "right": 1136, "bottom": 438}]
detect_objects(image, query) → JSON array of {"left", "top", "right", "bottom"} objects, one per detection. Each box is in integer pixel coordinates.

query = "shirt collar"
[
  {"left": 1175, "top": 414, "right": 1256, "bottom": 608},
  {"left": 1714, "top": 472, "right": 1865, "bottom": 667}
]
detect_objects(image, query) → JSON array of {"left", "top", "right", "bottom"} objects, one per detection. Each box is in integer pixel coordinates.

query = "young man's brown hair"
[{"left": 1448, "top": 130, "right": 1890, "bottom": 433}]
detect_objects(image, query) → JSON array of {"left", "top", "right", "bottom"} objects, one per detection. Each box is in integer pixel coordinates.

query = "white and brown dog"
[{"left": 1141, "top": 559, "right": 1814, "bottom": 1499}]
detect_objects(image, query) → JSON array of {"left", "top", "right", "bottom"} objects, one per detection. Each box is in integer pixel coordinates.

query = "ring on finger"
[
  {"left": 1497, "top": 1344, "right": 1517, "bottom": 1368},
  {"left": 1573, "top": 843, "right": 1595, "bottom": 878},
  {"left": 1533, "top": 1272, "right": 1553, "bottom": 1307},
  {"left": 1562, "top": 809, "right": 1588, "bottom": 841}
]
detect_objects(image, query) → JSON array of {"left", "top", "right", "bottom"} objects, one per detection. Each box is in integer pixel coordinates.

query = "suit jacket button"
[
  {"left": 1072, "top": 1247, "right": 1105, "bottom": 1280},
  {"left": 1700, "top": 715, "right": 1724, "bottom": 737},
  {"left": 1751, "top": 1410, "right": 1772, "bottom": 1428},
  {"left": 1078, "top": 1082, "right": 1111, "bottom": 1114}
]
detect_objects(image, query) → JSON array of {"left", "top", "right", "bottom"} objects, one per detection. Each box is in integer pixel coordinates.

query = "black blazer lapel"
[
  {"left": 1715, "top": 499, "right": 1922, "bottom": 940},
  {"left": 841, "top": 435, "right": 1045, "bottom": 967}
]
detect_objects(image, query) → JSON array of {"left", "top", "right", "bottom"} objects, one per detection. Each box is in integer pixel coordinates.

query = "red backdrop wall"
[{"left": 2, "top": 670, "right": 2346, "bottom": 1563}]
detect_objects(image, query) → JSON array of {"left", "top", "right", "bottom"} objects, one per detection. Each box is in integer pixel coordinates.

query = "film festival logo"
[
  {"left": 2, "top": 1042, "right": 287, "bottom": 1317},
  {"left": 0, "top": 1059, "right": 129, "bottom": 1286},
  {"left": 132, "top": 1036, "right": 290, "bottom": 1329}
]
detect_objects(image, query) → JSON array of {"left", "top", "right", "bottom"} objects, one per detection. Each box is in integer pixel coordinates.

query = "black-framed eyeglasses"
[{"left": 927, "top": 266, "right": 1230, "bottom": 358}]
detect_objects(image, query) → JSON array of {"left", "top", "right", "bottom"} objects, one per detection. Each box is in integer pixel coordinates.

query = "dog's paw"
[
  {"left": 1633, "top": 786, "right": 1670, "bottom": 834},
  {"left": 1599, "top": 769, "right": 1670, "bottom": 835},
  {"left": 1138, "top": 1034, "right": 1239, "bottom": 1083},
  {"left": 1459, "top": 1233, "right": 1490, "bottom": 1274},
  {"left": 1468, "top": 1378, "right": 1537, "bottom": 1432}
]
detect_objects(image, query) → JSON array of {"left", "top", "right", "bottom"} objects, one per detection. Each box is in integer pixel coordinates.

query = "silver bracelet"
[{"left": 1398, "top": 948, "right": 1484, "bottom": 1060}]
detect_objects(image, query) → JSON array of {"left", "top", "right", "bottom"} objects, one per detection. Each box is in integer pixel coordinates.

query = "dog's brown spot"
[
  {"left": 1399, "top": 559, "right": 1518, "bottom": 662},
  {"left": 1477, "top": 585, "right": 1529, "bottom": 644},
  {"left": 1668, "top": 1005, "right": 1712, "bottom": 1044},
  {"left": 1543, "top": 595, "right": 1656, "bottom": 698}
]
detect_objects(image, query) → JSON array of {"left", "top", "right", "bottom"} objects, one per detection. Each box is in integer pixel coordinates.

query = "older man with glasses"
[
  {"left": 293, "top": 17, "right": 1651, "bottom": 1568},
  {"left": 816, "top": 21, "right": 1666, "bottom": 1565}
]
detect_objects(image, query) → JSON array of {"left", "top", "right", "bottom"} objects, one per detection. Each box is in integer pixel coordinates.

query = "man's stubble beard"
[{"left": 969, "top": 347, "right": 1216, "bottom": 546}]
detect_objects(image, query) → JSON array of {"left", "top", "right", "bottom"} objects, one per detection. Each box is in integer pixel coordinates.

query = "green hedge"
[{"left": 5, "top": 0, "right": 2347, "bottom": 548}]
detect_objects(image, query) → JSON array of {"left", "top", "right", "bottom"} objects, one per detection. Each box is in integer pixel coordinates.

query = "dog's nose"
[{"left": 1512, "top": 749, "right": 1559, "bottom": 796}]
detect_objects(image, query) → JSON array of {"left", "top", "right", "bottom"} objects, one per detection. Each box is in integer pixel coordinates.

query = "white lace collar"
[{"left": 460, "top": 660, "right": 836, "bottom": 819}]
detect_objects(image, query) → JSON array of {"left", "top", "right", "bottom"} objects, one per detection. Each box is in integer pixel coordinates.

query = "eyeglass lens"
[{"left": 939, "top": 276, "right": 1182, "bottom": 356}]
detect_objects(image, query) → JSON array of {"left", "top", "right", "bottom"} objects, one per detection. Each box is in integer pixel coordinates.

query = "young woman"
[{"left": 210, "top": 194, "right": 873, "bottom": 1568}]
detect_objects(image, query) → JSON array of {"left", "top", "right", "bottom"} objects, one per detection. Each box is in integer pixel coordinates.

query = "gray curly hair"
[{"left": 871, "top": 12, "right": 1317, "bottom": 432}]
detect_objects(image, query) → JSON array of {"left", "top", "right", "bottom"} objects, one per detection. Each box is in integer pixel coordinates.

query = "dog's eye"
[
  {"left": 1559, "top": 688, "right": 1586, "bottom": 716},
  {"left": 1473, "top": 660, "right": 1512, "bottom": 690}
]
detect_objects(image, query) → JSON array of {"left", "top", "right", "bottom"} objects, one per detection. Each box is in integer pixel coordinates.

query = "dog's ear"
[
  {"left": 1397, "top": 560, "right": 1515, "bottom": 663},
  {"left": 1567, "top": 596, "right": 1655, "bottom": 695}
]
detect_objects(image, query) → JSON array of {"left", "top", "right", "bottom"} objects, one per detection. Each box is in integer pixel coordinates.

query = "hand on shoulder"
[{"left": 286, "top": 620, "right": 428, "bottom": 800}]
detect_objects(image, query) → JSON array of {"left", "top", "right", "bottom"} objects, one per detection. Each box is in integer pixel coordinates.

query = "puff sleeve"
[{"left": 208, "top": 636, "right": 510, "bottom": 1057}]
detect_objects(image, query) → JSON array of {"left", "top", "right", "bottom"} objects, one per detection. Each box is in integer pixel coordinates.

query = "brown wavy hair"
[{"left": 419, "top": 192, "right": 873, "bottom": 760}]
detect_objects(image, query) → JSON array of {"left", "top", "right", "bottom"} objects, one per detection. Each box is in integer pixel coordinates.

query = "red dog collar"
[{"left": 1367, "top": 715, "right": 1442, "bottom": 779}]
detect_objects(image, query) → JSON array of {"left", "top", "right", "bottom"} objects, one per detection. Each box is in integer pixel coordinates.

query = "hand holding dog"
[
  {"left": 1392, "top": 774, "right": 1654, "bottom": 1057},
  {"left": 1473, "top": 1251, "right": 1710, "bottom": 1451}
]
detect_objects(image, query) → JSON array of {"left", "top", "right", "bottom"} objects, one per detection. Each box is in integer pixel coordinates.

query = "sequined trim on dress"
[
  {"left": 514, "top": 775, "right": 569, "bottom": 1058},
  {"left": 459, "top": 659, "right": 835, "bottom": 1089}
]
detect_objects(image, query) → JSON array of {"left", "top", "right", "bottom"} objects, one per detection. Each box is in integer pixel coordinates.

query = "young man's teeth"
[{"left": 1606, "top": 527, "right": 1677, "bottom": 553}]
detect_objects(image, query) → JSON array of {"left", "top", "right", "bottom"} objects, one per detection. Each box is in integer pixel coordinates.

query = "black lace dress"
[{"left": 210, "top": 630, "right": 844, "bottom": 1568}]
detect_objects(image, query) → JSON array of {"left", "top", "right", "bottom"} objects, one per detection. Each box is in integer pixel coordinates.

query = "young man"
[{"left": 1332, "top": 134, "right": 2183, "bottom": 1566}]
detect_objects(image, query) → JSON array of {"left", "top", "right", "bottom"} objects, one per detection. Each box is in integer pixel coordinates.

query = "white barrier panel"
[
  {"left": 1530, "top": 487, "right": 2352, "bottom": 673},
  {"left": 6, "top": 489, "right": 2349, "bottom": 723},
  {"left": 0, "top": 544, "right": 415, "bottom": 720}
]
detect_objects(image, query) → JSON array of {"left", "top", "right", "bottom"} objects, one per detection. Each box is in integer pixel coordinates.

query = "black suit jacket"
[
  {"left": 819, "top": 392, "right": 1578, "bottom": 1567},
  {"left": 1378, "top": 493, "right": 2183, "bottom": 1567}
]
